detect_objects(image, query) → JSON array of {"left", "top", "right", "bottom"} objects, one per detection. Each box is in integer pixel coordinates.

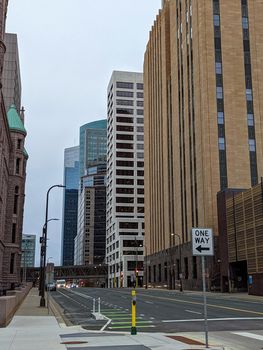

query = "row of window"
[
  {"left": 116, "top": 108, "right": 144, "bottom": 115},
  {"left": 116, "top": 82, "right": 143, "bottom": 90}
]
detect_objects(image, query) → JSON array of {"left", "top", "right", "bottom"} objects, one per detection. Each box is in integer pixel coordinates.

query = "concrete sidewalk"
[{"left": 0, "top": 288, "right": 224, "bottom": 350}]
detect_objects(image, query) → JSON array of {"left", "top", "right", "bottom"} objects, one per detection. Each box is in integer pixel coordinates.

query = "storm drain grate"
[
  {"left": 167, "top": 335, "right": 205, "bottom": 345},
  {"left": 61, "top": 341, "right": 88, "bottom": 345}
]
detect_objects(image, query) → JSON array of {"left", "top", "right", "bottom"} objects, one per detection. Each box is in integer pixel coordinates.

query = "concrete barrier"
[{"left": 0, "top": 283, "right": 32, "bottom": 327}]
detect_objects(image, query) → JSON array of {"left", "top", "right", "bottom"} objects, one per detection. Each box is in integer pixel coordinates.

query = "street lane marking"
[
  {"left": 162, "top": 316, "right": 263, "bottom": 323},
  {"left": 232, "top": 332, "right": 263, "bottom": 341},
  {"left": 185, "top": 309, "right": 202, "bottom": 315},
  {"left": 145, "top": 301, "right": 153, "bottom": 304},
  {"left": 136, "top": 293, "right": 263, "bottom": 316},
  {"left": 112, "top": 321, "right": 153, "bottom": 325},
  {"left": 108, "top": 325, "right": 155, "bottom": 329}
]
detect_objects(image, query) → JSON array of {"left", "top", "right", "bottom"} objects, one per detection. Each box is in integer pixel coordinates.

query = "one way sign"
[{"left": 192, "top": 228, "right": 214, "bottom": 256}]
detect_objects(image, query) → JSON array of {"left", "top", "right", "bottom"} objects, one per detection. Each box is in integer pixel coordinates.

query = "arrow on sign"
[{"left": 196, "top": 245, "right": 210, "bottom": 253}]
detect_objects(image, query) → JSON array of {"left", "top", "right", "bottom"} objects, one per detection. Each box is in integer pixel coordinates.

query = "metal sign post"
[
  {"left": 201, "top": 255, "right": 208, "bottom": 348},
  {"left": 192, "top": 228, "right": 214, "bottom": 349}
]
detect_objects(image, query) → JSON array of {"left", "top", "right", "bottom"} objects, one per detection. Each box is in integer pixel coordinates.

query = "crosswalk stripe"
[{"left": 232, "top": 332, "right": 263, "bottom": 341}]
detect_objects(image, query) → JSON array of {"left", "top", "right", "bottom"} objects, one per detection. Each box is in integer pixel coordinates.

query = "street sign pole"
[{"left": 201, "top": 255, "right": 208, "bottom": 349}]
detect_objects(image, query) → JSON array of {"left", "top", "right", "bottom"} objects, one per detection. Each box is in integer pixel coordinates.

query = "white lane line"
[
  {"left": 140, "top": 314, "right": 145, "bottom": 317},
  {"left": 232, "top": 332, "right": 263, "bottom": 341},
  {"left": 100, "top": 316, "right": 112, "bottom": 332},
  {"left": 162, "top": 317, "right": 263, "bottom": 323},
  {"left": 185, "top": 309, "right": 202, "bottom": 315},
  {"left": 145, "top": 301, "right": 153, "bottom": 304},
  {"left": 150, "top": 317, "right": 155, "bottom": 320}
]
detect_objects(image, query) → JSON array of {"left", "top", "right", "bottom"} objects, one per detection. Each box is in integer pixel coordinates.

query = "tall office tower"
[
  {"left": 21, "top": 234, "right": 36, "bottom": 268},
  {"left": 74, "top": 120, "right": 107, "bottom": 266},
  {"left": 61, "top": 146, "right": 80, "bottom": 266},
  {"left": 2, "top": 33, "right": 22, "bottom": 113},
  {"left": 106, "top": 71, "right": 145, "bottom": 288},
  {"left": 144, "top": 0, "right": 263, "bottom": 289}
]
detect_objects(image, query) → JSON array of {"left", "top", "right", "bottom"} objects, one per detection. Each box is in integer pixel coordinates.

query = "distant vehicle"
[
  {"left": 56, "top": 279, "right": 66, "bottom": 288},
  {"left": 70, "top": 283, "right": 78, "bottom": 289},
  {"left": 46, "top": 282, "right": 56, "bottom": 291}
]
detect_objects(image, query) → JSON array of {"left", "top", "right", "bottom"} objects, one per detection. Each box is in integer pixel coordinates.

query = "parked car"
[{"left": 46, "top": 282, "right": 56, "bottom": 291}]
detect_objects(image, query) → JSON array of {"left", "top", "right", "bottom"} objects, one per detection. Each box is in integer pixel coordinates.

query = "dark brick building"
[{"left": 0, "top": 1, "right": 28, "bottom": 293}]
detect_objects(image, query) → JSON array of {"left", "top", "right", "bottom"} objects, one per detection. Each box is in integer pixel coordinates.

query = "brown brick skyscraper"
[{"left": 144, "top": 0, "right": 263, "bottom": 288}]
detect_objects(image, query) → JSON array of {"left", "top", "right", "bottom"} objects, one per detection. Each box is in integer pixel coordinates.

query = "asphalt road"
[{"left": 51, "top": 287, "right": 263, "bottom": 335}]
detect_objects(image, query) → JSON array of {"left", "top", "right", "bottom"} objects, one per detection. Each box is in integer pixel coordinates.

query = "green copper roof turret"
[
  {"left": 7, "top": 104, "right": 27, "bottom": 135},
  {"left": 23, "top": 148, "right": 29, "bottom": 159}
]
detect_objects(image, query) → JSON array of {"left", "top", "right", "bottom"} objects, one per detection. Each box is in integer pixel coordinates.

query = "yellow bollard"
[{"left": 131, "top": 289, "right": 137, "bottom": 335}]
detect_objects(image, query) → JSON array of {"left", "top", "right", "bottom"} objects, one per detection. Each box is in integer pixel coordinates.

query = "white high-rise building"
[{"left": 106, "top": 71, "right": 145, "bottom": 288}]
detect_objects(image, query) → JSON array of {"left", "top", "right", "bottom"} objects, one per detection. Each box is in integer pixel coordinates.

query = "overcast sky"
[{"left": 6, "top": 0, "right": 161, "bottom": 266}]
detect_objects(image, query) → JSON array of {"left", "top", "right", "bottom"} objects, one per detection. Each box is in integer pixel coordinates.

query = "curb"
[{"left": 49, "top": 294, "right": 73, "bottom": 327}]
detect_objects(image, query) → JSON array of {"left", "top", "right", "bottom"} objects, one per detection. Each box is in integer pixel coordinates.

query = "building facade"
[
  {"left": 61, "top": 146, "right": 79, "bottom": 266},
  {"left": 106, "top": 71, "right": 145, "bottom": 288},
  {"left": 144, "top": 0, "right": 263, "bottom": 289},
  {"left": 2, "top": 33, "right": 22, "bottom": 113},
  {"left": 217, "top": 183, "right": 263, "bottom": 296},
  {"left": 21, "top": 234, "right": 36, "bottom": 268},
  {"left": 74, "top": 120, "right": 107, "bottom": 266}
]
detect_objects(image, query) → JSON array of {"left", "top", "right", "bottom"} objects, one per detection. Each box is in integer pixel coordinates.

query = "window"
[
  {"left": 249, "top": 139, "right": 256, "bottom": 152},
  {"left": 213, "top": 14, "right": 220, "bottom": 26},
  {"left": 137, "top": 144, "right": 144, "bottom": 150},
  {"left": 137, "top": 126, "right": 144, "bottom": 132},
  {"left": 242, "top": 17, "right": 248, "bottom": 29},
  {"left": 137, "top": 188, "right": 144, "bottom": 194},
  {"left": 137, "top": 109, "right": 144, "bottom": 115},
  {"left": 116, "top": 108, "right": 133, "bottom": 115},
  {"left": 137, "top": 179, "right": 144, "bottom": 186},
  {"left": 15, "top": 158, "right": 21, "bottom": 174},
  {"left": 116, "top": 206, "right": 134, "bottom": 213},
  {"left": 116, "top": 116, "right": 133, "bottom": 123},
  {"left": 12, "top": 223, "right": 16, "bottom": 243},
  {"left": 247, "top": 114, "right": 254, "bottom": 126},
  {"left": 116, "top": 152, "right": 133, "bottom": 159},
  {"left": 192, "top": 256, "right": 197, "bottom": 279},
  {"left": 116, "top": 90, "right": 134, "bottom": 97},
  {"left": 137, "top": 135, "right": 144, "bottom": 141},
  {"left": 216, "top": 86, "right": 223, "bottom": 99},
  {"left": 215, "top": 62, "right": 222, "bottom": 74},
  {"left": 184, "top": 257, "right": 189, "bottom": 279},
  {"left": 158, "top": 264, "right": 162, "bottom": 282},
  {"left": 116, "top": 197, "right": 134, "bottom": 203},
  {"left": 119, "top": 222, "right": 138, "bottom": 229},
  {"left": 116, "top": 178, "right": 134, "bottom": 185},
  {"left": 137, "top": 152, "right": 144, "bottom": 159},
  {"left": 246, "top": 89, "right": 253, "bottom": 101},
  {"left": 116, "top": 188, "right": 134, "bottom": 194},
  {"left": 217, "top": 112, "right": 224, "bottom": 124},
  {"left": 10, "top": 253, "right": 15, "bottom": 274},
  {"left": 137, "top": 101, "right": 143, "bottom": 107},
  {"left": 137, "top": 198, "right": 144, "bottom": 204},
  {"left": 13, "top": 186, "right": 19, "bottom": 214},
  {"left": 116, "top": 125, "right": 133, "bottom": 132},
  {"left": 116, "top": 99, "right": 133, "bottom": 106},
  {"left": 117, "top": 134, "right": 133, "bottom": 141},
  {"left": 136, "top": 83, "right": 143, "bottom": 90},
  {"left": 116, "top": 169, "right": 134, "bottom": 176},
  {"left": 137, "top": 170, "right": 144, "bottom": 176},
  {"left": 116, "top": 82, "right": 134, "bottom": 89},
  {"left": 137, "top": 207, "right": 144, "bottom": 213},
  {"left": 116, "top": 143, "right": 133, "bottom": 150},
  {"left": 116, "top": 160, "right": 134, "bottom": 167},
  {"left": 137, "top": 92, "right": 143, "bottom": 98},
  {"left": 137, "top": 118, "right": 144, "bottom": 124},
  {"left": 17, "top": 139, "right": 22, "bottom": 149},
  {"left": 137, "top": 161, "right": 144, "bottom": 167},
  {"left": 218, "top": 137, "right": 225, "bottom": 150}
]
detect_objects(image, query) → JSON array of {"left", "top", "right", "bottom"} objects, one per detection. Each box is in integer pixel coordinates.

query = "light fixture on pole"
[
  {"left": 40, "top": 184, "right": 65, "bottom": 307},
  {"left": 171, "top": 233, "right": 183, "bottom": 292}
]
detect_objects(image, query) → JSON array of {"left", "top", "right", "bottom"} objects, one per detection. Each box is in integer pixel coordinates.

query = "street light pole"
[
  {"left": 39, "top": 218, "right": 59, "bottom": 294},
  {"left": 171, "top": 233, "right": 183, "bottom": 292},
  {"left": 40, "top": 184, "right": 65, "bottom": 307}
]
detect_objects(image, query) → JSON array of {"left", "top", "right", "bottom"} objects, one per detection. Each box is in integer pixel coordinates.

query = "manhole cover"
[{"left": 61, "top": 341, "right": 88, "bottom": 345}]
